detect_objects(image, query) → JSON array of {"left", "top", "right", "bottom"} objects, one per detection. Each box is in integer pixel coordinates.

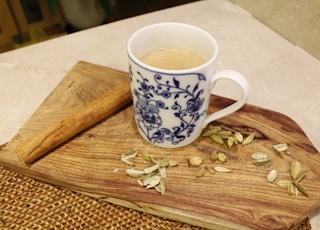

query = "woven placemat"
[{"left": 0, "top": 165, "right": 310, "bottom": 230}]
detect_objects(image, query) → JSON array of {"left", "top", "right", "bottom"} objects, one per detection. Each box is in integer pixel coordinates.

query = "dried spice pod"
[
  {"left": 207, "top": 167, "right": 216, "bottom": 175},
  {"left": 210, "top": 134, "right": 224, "bottom": 145},
  {"left": 188, "top": 156, "right": 203, "bottom": 167},
  {"left": 276, "top": 180, "right": 291, "bottom": 187},
  {"left": 122, "top": 149, "right": 179, "bottom": 195},
  {"left": 159, "top": 159, "right": 170, "bottom": 167},
  {"left": 158, "top": 167, "right": 167, "bottom": 178},
  {"left": 144, "top": 163, "right": 160, "bottom": 174},
  {"left": 159, "top": 178, "right": 166, "bottom": 195},
  {"left": 122, "top": 149, "right": 138, "bottom": 158},
  {"left": 272, "top": 143, "right": 289, "bottom": 156},
  {"left": 169, "top": 160, "right": 179, "bottom": 167},
  {"left": 210, "top": 151, "right": 218, "bottom": 162},
  {"left": 145, "top": 175, "right": 161, "bottom": 189},
  {"left": 214, "top": 166, "right": 231, "bottom": 172},
  {"left": 203, "top": 124, "right": 257, "bottom": 148},
  {"left": 121, "top": 149, "right": 139, "bottom": 166},
  {"left": 217, "top": 130, "right": 232, "bottom": 139},
  {"left": 141, "top": 152, "right": 153, "bottom": 162},
  {"left": 196, "top": 167, "right": 206, "bottom": 177},
  {"left": 143, "top": 172, "right": 157, "bottom": 183},
  {"left": 126, "top": 169, "right": 144, "bottom": 177},
  {"left": 293, "top": 181, "right": 309, "bottom": 197},
  {"left": 295, "top": 170, "right": 308, "bottom": 182},
  {"left": 253, "top": 158, "right": 271, "bottom": 166},
  {"left": 252, "top": 152, "right": 271, "bottom": 166},
  {"left": 288, "top": 182, "right": 295, "bottom": 195},
  {"left": 291, "top": 160, "right": 301, "bottom": 180},
  {"left": 227, "top": 137, "right": 234, "bottom": 148},
  {"left": 273, "top": 143, "right": 288, "bottom": 153},
  {"left": 242, "top": 133, "right": 255, "bottom": 145},
  {"left": 234, "top": 131, "right": 243, "bottom": 143},
  {"left": 267, "top": 169, "right": 278, "bottom": 183},
  {"left": 202, "top": 127, "right": 221, "bottom": 136},
  {"left": 251, "top": 152, "right": 268, "bottom": 160},
  {"left": 121, "top": 157, "right": 135, "bottom": 166},
  {"left": 217, "top": 152, "right": 227, "bottom": 163}
]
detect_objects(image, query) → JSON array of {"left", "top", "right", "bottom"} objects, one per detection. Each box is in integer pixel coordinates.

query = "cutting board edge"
[{"left": 76, "top": 190, "right": 253, "bottom": 230}]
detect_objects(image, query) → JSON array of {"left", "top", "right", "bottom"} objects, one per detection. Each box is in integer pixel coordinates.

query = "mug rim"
[{"left": 127, "top": 22, "right": 218, "bottom": 74}]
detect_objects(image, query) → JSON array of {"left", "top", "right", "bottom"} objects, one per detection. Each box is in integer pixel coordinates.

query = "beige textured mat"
[{"left": 0, "top": 165, "right": 310, "bottom": 229}]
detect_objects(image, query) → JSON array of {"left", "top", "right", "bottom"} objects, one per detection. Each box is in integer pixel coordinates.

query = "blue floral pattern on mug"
[{"left": 130, "top": 65, "right": 207, "bottom": 146}]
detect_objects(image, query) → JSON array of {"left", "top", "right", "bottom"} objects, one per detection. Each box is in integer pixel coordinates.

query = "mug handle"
[{"left": 202, "top": 70, "right": 250, "bottom": 129}]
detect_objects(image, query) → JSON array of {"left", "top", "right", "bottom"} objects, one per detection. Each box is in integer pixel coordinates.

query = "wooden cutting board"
[{"left": 1, "top": 61, "right": 319, "bottom": 230}]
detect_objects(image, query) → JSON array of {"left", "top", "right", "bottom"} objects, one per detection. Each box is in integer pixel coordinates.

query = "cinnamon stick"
[{"left": 17, "top": 82, "right": 132, "bottom": 165}]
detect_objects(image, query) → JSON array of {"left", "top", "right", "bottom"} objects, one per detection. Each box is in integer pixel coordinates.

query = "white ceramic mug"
[{"left": 127, "top": 22, "right": 249, "bottom": 148}]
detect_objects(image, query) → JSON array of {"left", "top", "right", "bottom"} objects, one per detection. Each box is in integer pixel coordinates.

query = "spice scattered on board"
[
  {"left": 202, "top": 125, "right": 255, "bottom": 148},
  {"left": 121, "top": 124, "right": 309, "bottom": 198},
  {"left": 251, "top": 152, "right": 271, "bottom": 166},
  {"left": 250, "top": 144, "right": 309, "bottom": 197},
  {"left": 187, "top": 152, "right": 231, "bottom": 178},
  {"left": 266, "top": 160, "right": 308, "bottom": 197},
  {"left": 121, "top": 150, "right": 178, "bottom": 195}
]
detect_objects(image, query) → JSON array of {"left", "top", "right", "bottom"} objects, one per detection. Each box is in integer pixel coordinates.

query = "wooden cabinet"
[
  {"left": 0, "top": 0, "right": 66, "bottom": 53},
  {"left": 0, "top": 1, "right": 18, "bottom": 52}
]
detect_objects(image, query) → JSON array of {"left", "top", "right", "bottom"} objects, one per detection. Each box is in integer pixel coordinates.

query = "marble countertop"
[{"left": 0, "top": 0, "right": 319, "bottom": 228}]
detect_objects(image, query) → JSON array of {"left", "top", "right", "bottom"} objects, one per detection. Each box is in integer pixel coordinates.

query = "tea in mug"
[{"left": 140, "top": 48, "right": 205, "bottom": 70}]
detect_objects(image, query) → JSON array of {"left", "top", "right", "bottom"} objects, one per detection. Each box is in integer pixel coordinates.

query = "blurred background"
[{"left": 0, "top": 0, "right": 319, "bottom": 61}]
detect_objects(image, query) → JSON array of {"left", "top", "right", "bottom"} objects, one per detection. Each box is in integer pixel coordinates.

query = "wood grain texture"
[{"left": 1, "top": 61, "right": 319, "bottom": 230}]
